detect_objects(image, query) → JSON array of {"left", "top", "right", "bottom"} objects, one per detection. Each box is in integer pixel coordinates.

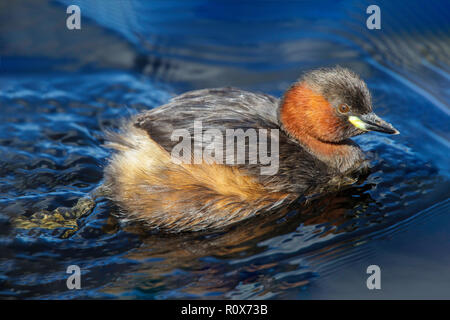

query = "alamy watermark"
[
  {"left": 66, "top": 5, "right": 81, "bottom": 30},
  {"left": 366, "top": 264, "right": 381, "bottom": 290},
  {"left": 170, "top": 121, "right": 280, "bottom": 175},
  {"left": 66, "top": 265, "right": 81, "bottom": 289},
  {"left": 366, "top": 5, "right": 381, "bottom": 30}
]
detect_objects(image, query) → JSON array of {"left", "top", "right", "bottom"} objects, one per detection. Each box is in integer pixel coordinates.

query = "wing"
[
  {"left": 133, "top": 87, "right": 332, "bottom": 194},
  {"left": 134, "top": 87, "right": 279, "bottom": 149}
]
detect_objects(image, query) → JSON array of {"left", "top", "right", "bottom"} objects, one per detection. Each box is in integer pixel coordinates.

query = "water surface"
[{"left": 0, "top": 0, "right": 449, "bottom": 299}]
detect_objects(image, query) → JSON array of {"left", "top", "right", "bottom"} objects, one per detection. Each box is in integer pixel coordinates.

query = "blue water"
[{"left": 0, "top": 0, "right": 449, "bottom": 299}]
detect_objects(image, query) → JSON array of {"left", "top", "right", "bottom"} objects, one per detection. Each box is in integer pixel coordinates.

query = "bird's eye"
[{"left": 338, "top": 104, "right": 350, "bottom": 114}]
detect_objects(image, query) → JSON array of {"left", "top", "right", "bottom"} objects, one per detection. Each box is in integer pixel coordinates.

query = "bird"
[{"left": 103, "top": 66, "right": 399, "bottom": 232}]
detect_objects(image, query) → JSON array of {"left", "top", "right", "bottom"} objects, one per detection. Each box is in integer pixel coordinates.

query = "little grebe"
[{"left": 104, "top": 67, "right": 399, "bottom": 232}]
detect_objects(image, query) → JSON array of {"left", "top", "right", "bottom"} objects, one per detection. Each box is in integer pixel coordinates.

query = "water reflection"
[
  {"left": 0, "top": 0, "right": 449, "bottom": 299},
  {"left": 100, "top": 182, "right": 375, "bottom": 298}
]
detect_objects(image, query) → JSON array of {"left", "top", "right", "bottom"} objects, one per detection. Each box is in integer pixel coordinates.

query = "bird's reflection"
[{"left": 101, "top": 178, "right": 376, "bottom": 297}]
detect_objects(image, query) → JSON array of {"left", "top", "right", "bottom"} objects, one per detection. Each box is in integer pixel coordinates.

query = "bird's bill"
[{"left": 349, "top": 113, "right": 399, "bottom": 135}]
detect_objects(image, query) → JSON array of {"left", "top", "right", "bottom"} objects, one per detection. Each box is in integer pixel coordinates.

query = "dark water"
[{"left": 0, "top": 0, "right": 449, "bottom": 299}]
